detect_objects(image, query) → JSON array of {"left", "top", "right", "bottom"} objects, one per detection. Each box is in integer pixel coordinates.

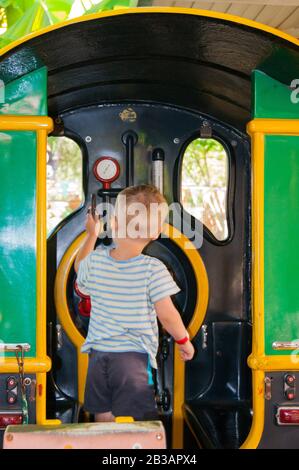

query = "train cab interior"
[{"left": 1, "top": 9, "right": 299, "bottom": 449}]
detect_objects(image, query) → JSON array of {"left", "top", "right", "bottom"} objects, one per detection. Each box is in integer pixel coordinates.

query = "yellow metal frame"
[
  {"left": 1, "top": 7, "right": 299, "bottom": 60},
  {"left": 167, "top": 225, "right": 209, "bottom": 449},
  {"left": 54, "top": 224, "right": 209, "bottom": 448},
  {"left": 247, "top": 119, "right": 299, "bottom": 135},
  {"left": 0, "top": 115, "right": 59, "bottom": 425},
  {"left": 54, "top": 231, "right": 89, "bottom": 404},
  {"left": 241, "top": 118, "right": 299, "bottom": 449}
]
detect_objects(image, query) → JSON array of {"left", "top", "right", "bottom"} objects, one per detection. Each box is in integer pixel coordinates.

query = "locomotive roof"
[{"left": 0, "top": 8, "right": 298, "bottom": 131}]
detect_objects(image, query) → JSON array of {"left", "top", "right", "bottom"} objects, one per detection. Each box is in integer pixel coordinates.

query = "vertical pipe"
[
  {"left": 127, "top": 135, "right": 134, "bottom": 186},
  {"left": 36, "top": 127, "right": 60, "bottom": 425},
  {"left": 123, "top": 131, "right": 137, "bottom": 187},
  {"left": 36, "top": 129, "right": 47, "bottom": 361},
  {"left": 241, "top": 127, "right": 265, "bottom": 448},
  {"left": 152, "top": 148, "right": 165, "bottom": 193}
]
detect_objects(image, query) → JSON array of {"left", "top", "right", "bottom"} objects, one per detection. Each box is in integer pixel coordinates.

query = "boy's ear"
[{"left": 150, "top": 229, "right": 162, "bottom": 241}]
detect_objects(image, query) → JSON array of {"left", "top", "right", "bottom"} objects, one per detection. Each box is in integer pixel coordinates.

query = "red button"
[
  {"left": 0, "top": 414, "right": 22, "bottom": 427},
  {"left": 277, "top": 408, "right": 299, "bottom": 424},
  {"left": 286, "top": 375, "right": 295, "bottom": 386},
  {"left": 287, "top": 391, "right": 295, "bottom": 400},
  {"left": 7, "top": 377, "right": 17, "bottom": 389}
]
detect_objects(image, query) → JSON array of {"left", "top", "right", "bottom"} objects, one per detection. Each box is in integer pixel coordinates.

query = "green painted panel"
[
  {"left": 0, "top": 66, "right": 47, "bottom": 116},
  {"left": 258, "top": 47, "right": 299, "bottom": 90},
  {"left": 0, "top": 66, "right": 47, "bottom": 358},
  {"left": 264, "top": 135, "right": 299, "bottom": 355},
  {"left": 0, "top": 131, "right": 37, "bottom": 357},
  {"left": 253, "top": 70, "right": 299, "bottom": 119}
]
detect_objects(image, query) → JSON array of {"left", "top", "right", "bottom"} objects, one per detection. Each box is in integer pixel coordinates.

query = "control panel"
[{"left": 0, "top": 374, "right": 36, "bottom": 429}]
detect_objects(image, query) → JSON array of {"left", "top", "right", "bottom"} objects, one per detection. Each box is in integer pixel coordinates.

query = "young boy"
[{"left": 75, "top": 184, "right": 194, "bottom": 422}]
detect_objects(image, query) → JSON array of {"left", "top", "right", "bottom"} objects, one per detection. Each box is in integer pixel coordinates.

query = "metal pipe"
[
  {"left": 122, "top": 131, "right": 138, "bottom": 187},
  {"left": 152, "top": 148, "right": 165, "bottom": 193}
]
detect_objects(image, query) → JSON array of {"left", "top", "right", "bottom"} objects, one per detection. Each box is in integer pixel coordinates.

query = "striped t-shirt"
[{"left": 76, "top": 244, "right": 180, "bottom": 369}]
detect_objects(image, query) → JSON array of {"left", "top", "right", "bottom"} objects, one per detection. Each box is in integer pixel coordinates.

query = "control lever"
[
  {"left": 156, "top": 332, "right": 171, "bottom": 412},
  {"left": 87, "top": 193, "right": 97, "bottom": 220},
  {"left": 122, "top": 131, "right": 138, "bottom": 187}
]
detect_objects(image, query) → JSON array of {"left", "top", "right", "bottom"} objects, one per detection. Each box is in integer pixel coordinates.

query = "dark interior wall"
[{"left": 46, "top": 102, "right": 252, "bottom": 446}]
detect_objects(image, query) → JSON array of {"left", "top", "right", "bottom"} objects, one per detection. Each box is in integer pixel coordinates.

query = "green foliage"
[
  {"left": 47, "top": 136, "right": 83, "bottom": 233},
  {"left": 48, "top": 135, "right": 82, "bottom": 183},
  {"left": 183, "top": 138, "right": 227, "bottom": 187},
  {"left": 0, "top": 0, "right": 137, "bottom": 48}
]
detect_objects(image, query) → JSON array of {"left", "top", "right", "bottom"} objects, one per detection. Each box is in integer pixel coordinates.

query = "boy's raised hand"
[
  {"left": 74, "top": 211, "right": 101, "bottom": 272},
  {"left": 177, "top": 340, "right": 195, "bottom": 361},
  {"left": 86, "top": 211, "right": 101, "bottom": 238}
]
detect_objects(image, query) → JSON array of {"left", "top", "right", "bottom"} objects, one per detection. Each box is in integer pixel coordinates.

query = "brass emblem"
[{"left": 119, "top": 107, "right": 137, "bottom": 122}]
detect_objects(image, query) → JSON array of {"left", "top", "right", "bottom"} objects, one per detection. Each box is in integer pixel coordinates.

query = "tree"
[
  {"left": 182, "top": 138, "right": 228, "bottom": 240},
  {"left": 47, "top": 136, "right": 83, "bottom": 234},
  {"left": 0, "top": 0, "right": 138, "bottom": 48}
]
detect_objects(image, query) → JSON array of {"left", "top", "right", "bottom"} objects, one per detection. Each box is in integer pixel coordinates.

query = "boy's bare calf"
[{"left": 95, "top": 411, "right": 115, "bottom": 422}]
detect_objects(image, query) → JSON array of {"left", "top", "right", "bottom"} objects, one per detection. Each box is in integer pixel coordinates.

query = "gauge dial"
[{"left": 93, "top": 157, "right": 120, "bottom": 188}]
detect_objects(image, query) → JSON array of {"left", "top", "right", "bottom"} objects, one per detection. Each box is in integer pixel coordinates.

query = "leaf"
[
  {"left": 0, "top": 0, "right": 74, "bottom": 47},
  {"left": 84, "top": 0, "right": 138, "bottom": 14},
  {"left": 0, "top": 0, "right": 139, "bottom": 48},
  {"left": 0, "top": 4, "right": 44, "bottom": 47},
  {"left": 40, "top": 0, "right": 73, "bottom": 20},
  {"left": 0, "top": 1, "right": 14, "bottom": 8}
]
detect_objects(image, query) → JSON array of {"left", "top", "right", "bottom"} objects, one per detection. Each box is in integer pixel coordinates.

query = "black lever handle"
[{"left": 122, "top": 131, "right": 138, "bottom": 187}]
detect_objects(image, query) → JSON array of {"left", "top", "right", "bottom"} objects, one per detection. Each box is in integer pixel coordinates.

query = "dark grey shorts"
[{"left": 84, "top": 350, "right": 158, "bottom": 420}]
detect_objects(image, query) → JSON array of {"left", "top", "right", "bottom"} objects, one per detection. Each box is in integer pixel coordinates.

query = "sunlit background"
[
  {"left": 47, "top": 137, "right": 83, "bottom": 234},
  {"left": 0, "top": 0, "right": 137, "bottom": 48}
]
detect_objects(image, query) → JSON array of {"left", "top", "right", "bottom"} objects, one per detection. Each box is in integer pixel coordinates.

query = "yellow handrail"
[{"left": 0, "top": 115, "right": 59, "bottom": 426}]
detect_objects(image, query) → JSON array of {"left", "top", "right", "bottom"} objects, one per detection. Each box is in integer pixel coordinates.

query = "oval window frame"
[{"left": 175, "top": 132, "right": 235, "bottom": 246}]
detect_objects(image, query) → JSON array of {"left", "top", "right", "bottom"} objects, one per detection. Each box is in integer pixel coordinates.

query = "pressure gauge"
[{"left": 93, "top": 157, "right": 120, "bottom": 189}]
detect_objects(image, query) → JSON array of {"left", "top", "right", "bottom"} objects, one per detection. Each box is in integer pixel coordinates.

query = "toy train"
[{"left": 0, "top": 7, "right": 299, "bottom": 449}]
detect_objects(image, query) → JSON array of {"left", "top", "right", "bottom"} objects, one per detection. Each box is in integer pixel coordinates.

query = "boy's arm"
[
  {"left": 74, "top": 213, "right": 101, "bottom": 273},
  {"left": 155, "top": 296, "right": 195, "bottom": 361}
]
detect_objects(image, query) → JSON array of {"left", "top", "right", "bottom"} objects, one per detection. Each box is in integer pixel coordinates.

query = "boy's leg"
[
  {"left": 95, "top": 411, "right": 115, "bottom": 422},
  {"left": 84, "top": 350, "right": 113, "bottom": 416},
  {"left": 108, "top": 352, "right": 159, "bottom": 421}
]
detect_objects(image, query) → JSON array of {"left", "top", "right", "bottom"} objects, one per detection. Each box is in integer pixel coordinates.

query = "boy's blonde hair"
[{"left": 114, "top": 184, "right": 168, "bottom": 239}]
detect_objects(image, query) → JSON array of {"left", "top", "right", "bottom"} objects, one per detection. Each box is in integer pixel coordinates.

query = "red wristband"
[{"left": 175, "top": 335, "right": 189, "bottom": 345}]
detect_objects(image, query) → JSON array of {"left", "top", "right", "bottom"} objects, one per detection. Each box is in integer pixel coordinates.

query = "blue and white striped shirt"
[{"left": 77, "top": 244, "right": 180, "bottom": 369}]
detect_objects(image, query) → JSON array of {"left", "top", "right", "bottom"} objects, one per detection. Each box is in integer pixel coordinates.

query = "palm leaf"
[
  {"left": 0, "top": 0, "right": 74, "bottom": 47},
  {"left": 84, "top": 0, "right": 138, "bottom": 14},
  {"left": 0, "top": 0, "right": 137, "bottom": 48}
]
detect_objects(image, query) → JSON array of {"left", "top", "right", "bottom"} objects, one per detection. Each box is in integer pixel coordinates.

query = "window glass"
[
  {"left": 47, "top": 136, "right": 83, "bottom": 234},
  {"left": 181, "top": 138, "right": 229, "bottom": 241}
]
